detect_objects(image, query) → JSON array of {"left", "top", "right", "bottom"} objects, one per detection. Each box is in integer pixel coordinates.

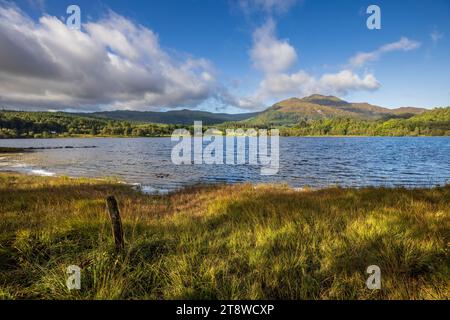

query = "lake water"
[{"left": 1, "top": 137, "right": 449, "bottom": 193}]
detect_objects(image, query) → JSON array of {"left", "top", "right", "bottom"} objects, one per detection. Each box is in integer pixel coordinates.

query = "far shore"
[
  {"left": 0, "top": 146, "right": 99, "bottom": 153},
  {"left": 1, "top": 134, "right": 450, "bottom": 141}
]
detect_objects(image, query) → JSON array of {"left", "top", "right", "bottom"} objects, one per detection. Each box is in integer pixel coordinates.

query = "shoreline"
[
  {"left": 0, "top": 147, "right": 32, "bottom": 153},
  {"left": 0, "top": 170, "right": 448, "bottom": 195},
  {"left": 0, "top": 170, "right": 301, "bottom": 195},
  {"left": 1, "top": 135, "right": 450, "bottom": 140}
]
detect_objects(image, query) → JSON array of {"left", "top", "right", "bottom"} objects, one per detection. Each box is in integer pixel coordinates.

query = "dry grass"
[{"left": 0, "top": 173, "right": 449, "bottom": 300}]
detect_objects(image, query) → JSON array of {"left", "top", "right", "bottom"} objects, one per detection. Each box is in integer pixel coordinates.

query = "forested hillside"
[
  {"left": 242, "top": 95, "right": 427, "bottom": 126},
  {"left": 222, "top": 107, "right": 450, "bottom": 136},
  {"left": 0, "top": 111, "right": 181, "bottom": 138},
  {"left": 1, "top": 105, "right": 449, "bottom": 138},
  {"left": 85, "top": 109, "right": 260, "bottom": 125}
]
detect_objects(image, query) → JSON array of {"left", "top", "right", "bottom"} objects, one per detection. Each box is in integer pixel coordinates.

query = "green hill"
[
  {"left": 272, "top": 107, "right": 450, "bottom": 136},
  {"left": 0, "top": 111, "right": 177, "bottom": 138},
  {"left": 243, "top": 95, "right": 426, "bottom": 126},
  {"left": 0, "top": 99, "right": 449, "bottom": 138},
  {"left": 83, "top": 109, "right": 260, "bottom": 125},
  {"left": 408, "top": 106, "right": 450, "bottom": 122}
]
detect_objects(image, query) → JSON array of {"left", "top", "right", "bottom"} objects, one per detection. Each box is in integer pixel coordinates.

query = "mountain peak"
[
  {"left": 302, "top": 94, "right": 346, "bottom": 103},
  {"left": 260, "top": 95, "right": 427, "bottom": 126},
  {"left": 299, "top": 94, "right": 349, "bottom": 107}
]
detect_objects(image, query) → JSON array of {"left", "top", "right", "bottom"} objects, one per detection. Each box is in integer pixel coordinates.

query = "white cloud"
[
  {"left": 250, "top": 19, "right": 297, "bottom": 74},
  {"left": 240, "top": 69, "right": 380, "bottom": 108},
  {"left": 319, "top": 70, "right": 380, "bottom": 93},
  {"left": 264, "top": 70, "right": 380, "bottom": 98},
  {"left": 0, "top": 4, "right": 218, "bottom": 111},
  {"left": 0, "top": 3, "right": 424, "bottom": 113},
  {"left": 234, "top": 21, "right": 382, "bottom": 109},
  {"left": 349, "top": 37, "right": 421, "bottom": 68},
  {"left": 430, "top": 29, "right": 444, "bottom": 43}
]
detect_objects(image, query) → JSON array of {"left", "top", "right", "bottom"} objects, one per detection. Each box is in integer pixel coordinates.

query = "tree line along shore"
[{"left": 0, "top": 107, "right": 449, "bottom": 138}]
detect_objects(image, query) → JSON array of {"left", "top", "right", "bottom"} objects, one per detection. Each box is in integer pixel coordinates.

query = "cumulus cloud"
[
  {"left": 349, "top": 37, "right": 421, "bottom": 68},
  {"left": 319, "top": 70, "right": 380, "bottom": 93},
  {"left": 0, "top": 4, "right": 218, "bottom": 111},
  {"left": 234, "top": 21, "right": 381, "bottom": 109},
  {"left": 250, "top": 19, "right": 297, "bottom": 74},
  {"left": 0, "top": 3, "right": 423, "bottom": 112},
  {"left": 238, "top": 69, "right": 381, "bottom": 109}
]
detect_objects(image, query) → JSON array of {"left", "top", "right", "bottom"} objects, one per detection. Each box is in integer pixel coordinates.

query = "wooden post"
[{"left": 106, "top": 196, "right": 124, "bottom": 253}]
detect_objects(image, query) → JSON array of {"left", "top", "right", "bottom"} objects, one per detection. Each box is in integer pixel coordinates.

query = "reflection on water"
[{"left": 0, "top": 137, "right": 449, "bottom": 193}]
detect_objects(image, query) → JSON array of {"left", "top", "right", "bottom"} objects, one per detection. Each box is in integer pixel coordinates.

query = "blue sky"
[{"left": 1, "top": 0, "right": 450, "bottom": 112}]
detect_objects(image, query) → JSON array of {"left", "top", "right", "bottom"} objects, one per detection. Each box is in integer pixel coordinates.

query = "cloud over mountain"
[
  {"left": 0, "top": 2, "right": 426, "bottom": 112},
  {"left": 235, "top": 20, "right": 382, "bottom": 109}
]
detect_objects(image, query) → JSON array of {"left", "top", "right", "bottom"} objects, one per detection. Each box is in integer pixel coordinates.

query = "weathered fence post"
[{"left": 106, "top": 195, "right": 124, "bottom": 253}]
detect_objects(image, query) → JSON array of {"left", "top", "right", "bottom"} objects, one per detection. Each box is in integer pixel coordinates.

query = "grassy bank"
[{"left": 0, "top": 173, "right": 448, "bottom": 300}]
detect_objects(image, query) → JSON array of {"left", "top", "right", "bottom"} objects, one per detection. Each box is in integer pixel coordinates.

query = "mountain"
[
  {"left": 61, "top": 95, "right": 426, "bottom": 127},
  {"left": 243, "top": 95, "right": 426, "bottom": 126},
  {"left": 1, "top": 105, "right": 448, "bottom": 138},
  {"left": 81, "top": 109, "right": 260, "bottom": 125}
]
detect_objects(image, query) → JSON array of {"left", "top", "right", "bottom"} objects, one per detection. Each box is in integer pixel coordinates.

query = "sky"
[{"left": 0, "top": 0, "right": 449, "bottom": 113}]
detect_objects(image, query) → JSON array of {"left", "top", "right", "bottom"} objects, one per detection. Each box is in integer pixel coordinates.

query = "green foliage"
[
  {"left": 0, "top": 111, "right": 182, "bottom": 138},
  {"left": 229, "top": 94, "right": 449, "bottom": 136},
  {"left": 85, "top": 110, "right": 260, "bottom": 125},
  {"left": 222, "top": 107, "right": 450, "bottom": 136},
  {"left": 1, "top": 107, "right": 449, "bottom": 138}
]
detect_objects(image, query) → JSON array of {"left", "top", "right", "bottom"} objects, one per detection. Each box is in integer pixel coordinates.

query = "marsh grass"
[{"left": 0, "top": 173, "right": 448, "bottom": 299}]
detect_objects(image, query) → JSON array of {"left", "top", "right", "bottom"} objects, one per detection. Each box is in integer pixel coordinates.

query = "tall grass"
[{"left": 0, "top": 173, "right": 448, "bottom": 299}]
